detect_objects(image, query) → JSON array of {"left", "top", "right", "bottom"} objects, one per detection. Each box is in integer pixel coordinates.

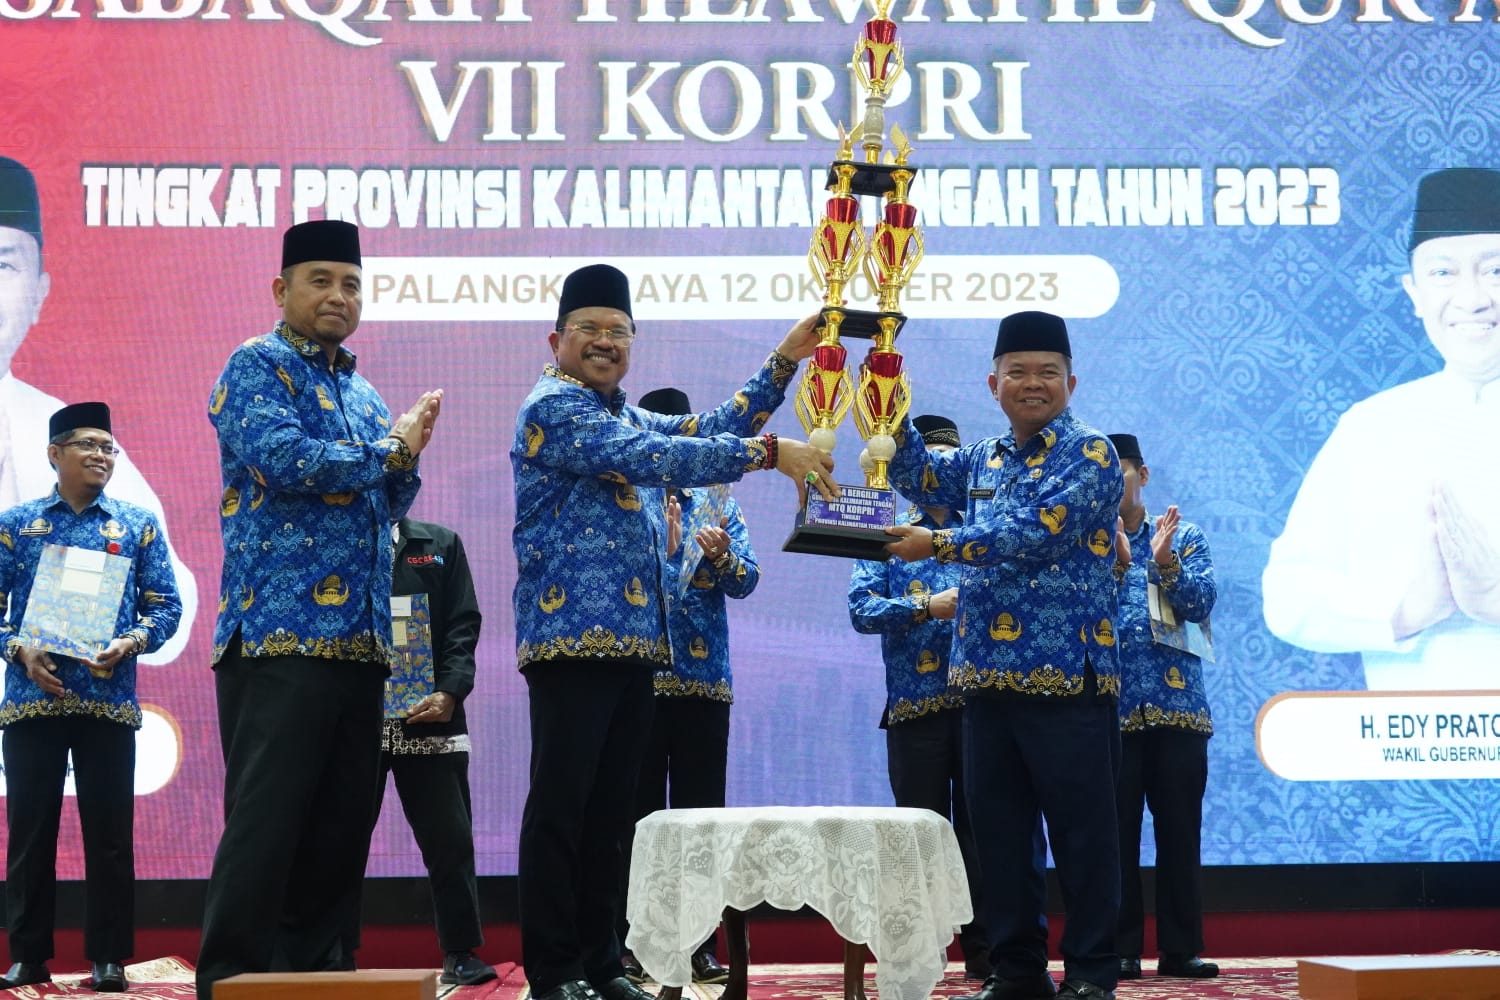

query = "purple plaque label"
[{"left": 805, "top": 484, "right": 897, "bottom": 531}]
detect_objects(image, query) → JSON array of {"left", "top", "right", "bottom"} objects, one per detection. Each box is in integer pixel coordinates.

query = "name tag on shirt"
[{"left": 968, "top": 488, "right": 996, "bottom": 500}]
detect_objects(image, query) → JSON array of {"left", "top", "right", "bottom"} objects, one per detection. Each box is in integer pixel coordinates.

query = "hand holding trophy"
[{"left": 784, "top": 0, "right": 926, "bottom": 559}]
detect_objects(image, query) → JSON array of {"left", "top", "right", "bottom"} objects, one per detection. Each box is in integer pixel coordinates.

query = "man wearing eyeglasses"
[
  {"left": 0, "top": 157, "right": 196, "bottom": 670},
  {"left": 512, "top": 263, "right": 835, "bottom": 1000},
  {"left": 0, "top": 401, "right": 182, "bottom": 993}
]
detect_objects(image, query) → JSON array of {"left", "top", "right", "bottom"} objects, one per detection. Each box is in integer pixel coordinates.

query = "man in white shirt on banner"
[
  {"left": 0, "top": 156, "right": 196, "bottom": 671},
  {"left": 1264, "top": 167, "right": 1500, "bottom": 691}
]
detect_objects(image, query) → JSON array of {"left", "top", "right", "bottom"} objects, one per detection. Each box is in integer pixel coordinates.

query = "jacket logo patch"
[{"left": 406, "top": 554, "right": 444, "bottom": 566}]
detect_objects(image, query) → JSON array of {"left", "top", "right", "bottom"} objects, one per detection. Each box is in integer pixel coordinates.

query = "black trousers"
[
  {"left": 3, "top": 716, "right": 135, "bottom": 963},
  {"left": 621, "top": 696, "right": 731, "bottom": 958},
  {"left": 1116, "top": 729, "right": 1209, "bottom": 959},
  {"left": 886, "top": 708, "right": 987, "bottom": 960},
  {"left": 376, "top": 750, "right": 483, "bottom": 953},
  {"left": 519, "top": 660, "right": 655, "bottom": 997},
  {"left": 964, "top": 692, "right": 1121, "bottom": 990},
  {"left": 195, "top": 648, "right": 386, "bottom": 999}
]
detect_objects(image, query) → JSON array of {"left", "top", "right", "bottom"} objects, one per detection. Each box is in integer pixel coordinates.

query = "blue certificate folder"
[
  {"left": 676, "top": 484, "right": 732, "bottom": 601},
  {"left": 384, "top": 592, "right": 434, "bottom": 718},
  {"left": 1148, "top": 582, "right": 1215, "bottom": 663},
  {"left": 17, "top": 543, "right": 131, "bottom": 662}
]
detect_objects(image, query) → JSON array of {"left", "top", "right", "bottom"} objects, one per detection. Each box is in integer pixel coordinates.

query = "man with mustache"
[
  {"left": 197, "top": 220, "right": 443, "bottom": 998},
  {"left": 512, "top": 263, "right": 834, "bottom": 1000}
]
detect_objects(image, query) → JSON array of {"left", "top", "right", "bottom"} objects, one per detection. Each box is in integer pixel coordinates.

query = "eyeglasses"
[
  {"left": 63, "top": 440, "right": 120, "bottom": 457},
  {"left": 562, "top": 322, "right": 635, "bottom": 342}
]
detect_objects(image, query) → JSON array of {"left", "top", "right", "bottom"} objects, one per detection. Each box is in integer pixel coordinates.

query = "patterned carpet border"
[{"left": 0, "top": 957, "right": 524, "bottom": 998}]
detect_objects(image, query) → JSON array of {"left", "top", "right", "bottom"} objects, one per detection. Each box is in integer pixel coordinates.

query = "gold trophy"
[{"left": 784, "top": 0, "right": 925, "bottom": 559}]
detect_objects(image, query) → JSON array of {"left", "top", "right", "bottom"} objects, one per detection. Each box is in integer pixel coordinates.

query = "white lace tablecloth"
[{"left": 625, "top": 806, "right": 973, "bottom": 1000}]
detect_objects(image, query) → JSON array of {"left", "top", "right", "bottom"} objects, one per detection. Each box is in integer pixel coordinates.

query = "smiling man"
[
  {"left": 884, "top": 311, "right": 1125, "bottom": 1000},
  {"left": 1264, "top": 167, "right": 1500, "bottom": 691},
  {"left": 0, "top": 402, "right": 182, "bottom": 993},
  {"left": 511, "top": 263, "right": 835, "bottom": 1000}
]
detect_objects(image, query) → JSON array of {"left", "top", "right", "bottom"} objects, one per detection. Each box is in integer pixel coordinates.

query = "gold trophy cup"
[{"left": 784, "top": 1, "right": 925, "bottom": 559}]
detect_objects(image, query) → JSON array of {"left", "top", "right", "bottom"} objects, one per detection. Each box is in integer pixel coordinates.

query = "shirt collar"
[
  {"left": 542, "top": 364, "right": 627, "bottom": 413},
  {"left": 43, "top": 485, "right": 117, "bottom": 517},
  {"left": 997, "top": 407, "right": 1077, "bottom": 457},
  {"left": 275, "top": 320, "right": 358, "bottom": 372},
  {"left": 397, "top": 517, "right": 435, "bottom": 542}
]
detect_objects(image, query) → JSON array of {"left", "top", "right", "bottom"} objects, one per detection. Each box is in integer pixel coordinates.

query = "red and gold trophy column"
[{"left": 785, "top": 0, "right": 925, "bottom": 559}]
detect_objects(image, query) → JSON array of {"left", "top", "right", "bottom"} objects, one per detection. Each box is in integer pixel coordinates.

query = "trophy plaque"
[{"left": 784, "top": 0, "right": 926, "bottom": 560}]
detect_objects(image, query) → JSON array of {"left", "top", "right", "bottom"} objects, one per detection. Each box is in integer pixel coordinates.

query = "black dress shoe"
[
  {"left": 691, "top": 950, "right": 729, "bottom": 985},
  {"left": 1118, "top": 956, "right": 1141, "bottom": 980},
  {"left": 959, "top": 972, "right": 1057, "bottom": 1000},
  {"left": 621, "top": 951, "right": 646, "bottom": 984},
  {"left": 594, "top": 975, "right": 656, "bottom": 1000},
  {"left": 536, "top": 980, "right": 603, "bottom": 1000},
  {"left": 1157, "top": 955, "right": 1219, "bottom": 978},
  {"left": 1056, "top": 981, "right": 1114, "bottom": 999},
  {"left": 88, "top": 961, "right": 127, "bottom": 993},
  {"left": 442, "top": 950, "right": 498, "bottom": 986},
  {"left": 1, "top": 962, "right": 51, "bottom": 987}
]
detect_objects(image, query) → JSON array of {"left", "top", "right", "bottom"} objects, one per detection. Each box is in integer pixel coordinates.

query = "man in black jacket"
[{"left": 353, "top": 516, "right": 496, "bottom": 985}]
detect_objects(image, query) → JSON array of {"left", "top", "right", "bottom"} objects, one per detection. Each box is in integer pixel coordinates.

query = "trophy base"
[
  {"left": 782, "top": 483, "right": 899, "bottom": 560},
  {"left": 826, "top": 160, "right": 915, "bottom": 198},
  {"left": 819, "top": 306, "right": 906, "bottom": 341}
]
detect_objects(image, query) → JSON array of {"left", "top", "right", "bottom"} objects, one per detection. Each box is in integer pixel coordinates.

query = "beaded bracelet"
[{"left": 761, "top": 432, "right": 778, "bottom": 471}]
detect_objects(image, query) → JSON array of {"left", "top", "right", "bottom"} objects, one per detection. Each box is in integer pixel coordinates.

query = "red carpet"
[
  {"left": 0, "top": 957, "right": 524, "bottom": 998},
  {"left": 763, "top": 962, "right": 1300, "bottom": 1000},
  {"left": 59, "top": 954, "right": 1492, "bottom": 1000},
  {"left": 491, "top": 961, "right": 1304, "bottom": 1000}
]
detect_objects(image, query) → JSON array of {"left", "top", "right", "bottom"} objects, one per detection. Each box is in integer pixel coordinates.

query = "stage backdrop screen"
[{"left": 5, "top": 0, "right": 1500, "bottom": 878}]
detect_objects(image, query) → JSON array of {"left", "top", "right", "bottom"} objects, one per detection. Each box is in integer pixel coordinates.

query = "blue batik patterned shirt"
[
  {"left": 888, "top": 408, "right": 1124, "bottom": 699},
  {"left": 1117, "top": 513, "right": 1215, "bottom": 735},
  {"left": 512, "top": 354, "right": 795, "bottom": 672},
  {"left": 657, "top": 492, "right": 758, "bottom": 703},
  {"left": 848, "top": 504, "right": 964, "bottom": 726},
  {"left": 209, "top": 321, "right": 421, "bottom": 666},
  {"left": 0, "top": 488, "right": 182, "bottom": 729}
]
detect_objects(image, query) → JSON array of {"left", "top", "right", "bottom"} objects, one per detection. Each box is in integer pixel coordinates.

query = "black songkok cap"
[
  {"left": 0, "top": 156, "right": 43, "bottom": 250},
  {"left": 50, "top": 402, "right": 111, "bottom": 440},
  {"left": 638, "top": 387, "right": 692, "bottom": 416},
  {"left": 912, "top": 414, "right": 960, "bottom": 448},
  {"left": 992, "top": 310, "right": 1071, "bottom": 359},
  {"left": 558, "top": 264, "right": 633, "bottom": 322},
  {"left": 1108, "top": 433, "right": 1143, "bottom": 464},
  {"left": 282, "top": 220, "right": 361, "bottom": 270},
  {"left": 1410, "top": 168, "right": 1500, "bottom": 253}
]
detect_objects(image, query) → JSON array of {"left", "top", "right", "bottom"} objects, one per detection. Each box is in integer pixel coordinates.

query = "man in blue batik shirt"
[
  {"left": 618, "top": 386, "right": 760, "bottom": 988},
  {"left": 512, "top": 264, "right": 835, "bottom": 1000},
  {"left": 848, "top": 413, "right": 991, "bottom": 981},
  {"left": 1106, "top": 433, "right": 1218, "bottom": 983},
  {"left": 0, "top": 401, "right": 182, "bottom": 993},
  {"left": 885, "top": 312, "right": 1125, "bottom": 1000},
  {"left": 196, "top": 220, "right": 443, "bottom": 999}
]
